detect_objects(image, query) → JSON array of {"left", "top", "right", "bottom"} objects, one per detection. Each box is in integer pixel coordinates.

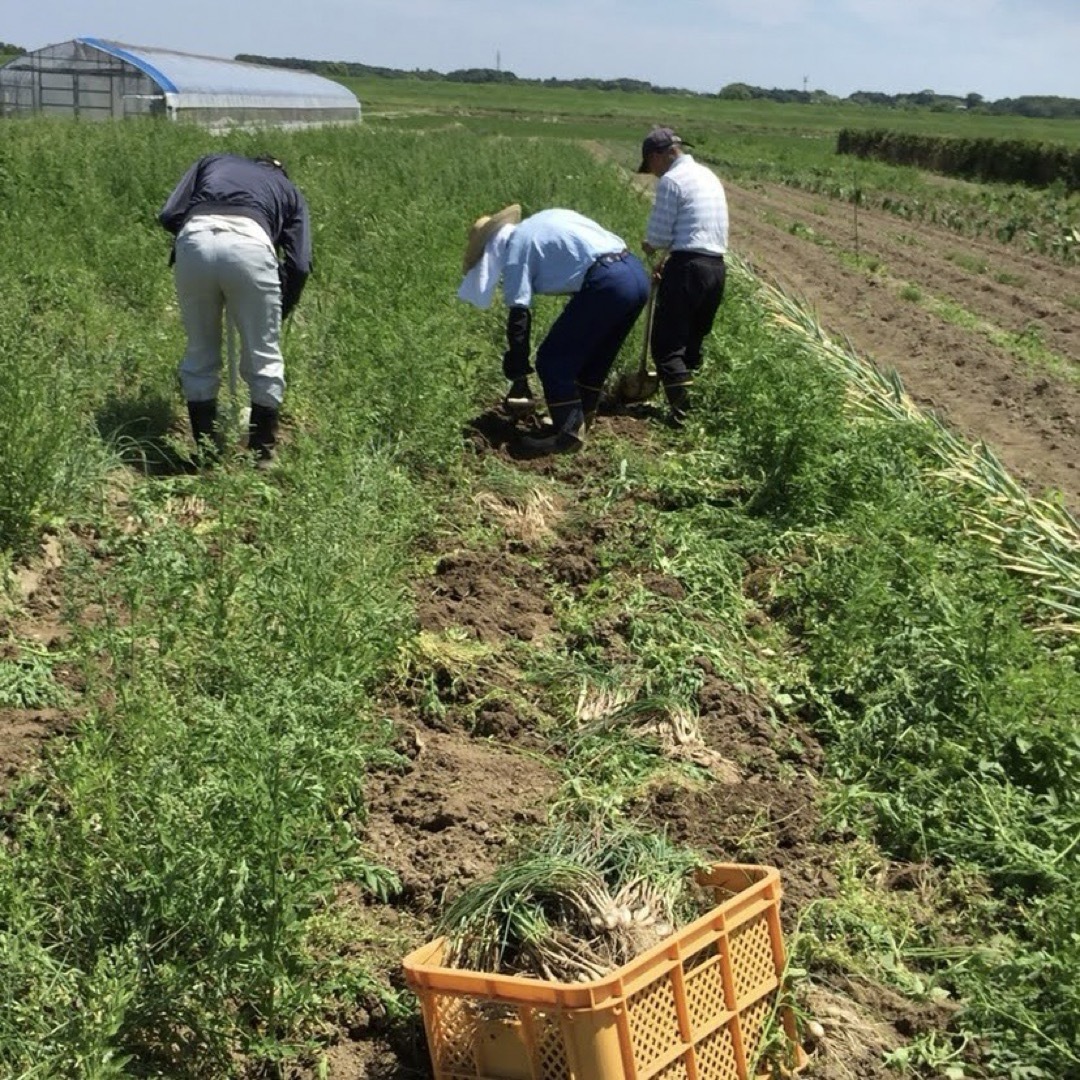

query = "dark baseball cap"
[
  {"left": 255, "top": 154, "right": 289, "bottom": 176},
  {"left": 637, "top": 127, "right": 692, "bottom": 172}
]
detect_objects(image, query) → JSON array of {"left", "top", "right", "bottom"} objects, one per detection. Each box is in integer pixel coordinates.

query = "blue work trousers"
[{"left": 536, "top": 254, "right": 650, "bottom": 404}]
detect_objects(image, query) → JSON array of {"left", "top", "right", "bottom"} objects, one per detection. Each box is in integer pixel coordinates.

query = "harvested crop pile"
[{"left": 439, "top": 820, "right": 709, "bottom": 982}]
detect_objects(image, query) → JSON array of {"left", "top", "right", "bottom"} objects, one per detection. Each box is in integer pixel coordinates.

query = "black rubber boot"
[
  {"left": 665, "top": 383, "right": 691, "bottom": 429},
  {"left": 515, "top": 399, "right": 586, "bottom": 459},
  {"left": 578, "top": 382, "right": 603, "bottom": 430},
  {"left": 248, "top": 403, "right": 279, "bottom": 469},
  {"left": 187, "top": 399, "right": 221, "bottom": 465}
]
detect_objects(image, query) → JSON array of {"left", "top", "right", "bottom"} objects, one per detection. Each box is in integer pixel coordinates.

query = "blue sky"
[{"left": 6, "top": 0, "right": 1079, "bottom": 100}]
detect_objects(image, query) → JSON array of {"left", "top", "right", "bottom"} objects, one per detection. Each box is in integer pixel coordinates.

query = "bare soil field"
[{"left": 726, "top": 178, "right": 1080, "bottom": 515}]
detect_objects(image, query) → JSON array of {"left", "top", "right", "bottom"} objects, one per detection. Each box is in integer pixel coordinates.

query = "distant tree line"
[
  {"left": 713, "top": 83, "right": 1080, "bottom": 119},
  {"left": 234, "top": 55, "right": 693, "bottom": 95},
  {"left": 0, "top": 42, "right": 27, "bottom": 55}
]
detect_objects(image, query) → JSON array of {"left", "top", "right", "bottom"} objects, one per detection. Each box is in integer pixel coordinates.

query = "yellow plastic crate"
[{"left": 403, "top": 863, "right": 803, "bottom": 1080}]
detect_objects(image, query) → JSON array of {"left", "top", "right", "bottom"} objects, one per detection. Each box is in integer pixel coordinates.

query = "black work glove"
[
  {"left": 502, "top": 306, "right": 533, "bottom": 381},
  {"left": 280, "top": 265, "right": 305, "bottom": 320}
]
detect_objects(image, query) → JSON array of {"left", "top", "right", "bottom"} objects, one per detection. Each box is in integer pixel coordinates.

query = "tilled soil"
[
  {"left": 0, "top": 535, "right": 77, "bottom": 802},
  {"left": 319, "top": 409, "right": 951, "bottom": 1080},
  {"left": 726, "top": 178, "right": 1080, "bottom": 515}
]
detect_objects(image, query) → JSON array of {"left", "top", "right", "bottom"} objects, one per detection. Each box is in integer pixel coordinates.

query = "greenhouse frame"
[{"left": 0, "top": 39, "right": 361, "bottom": 126}]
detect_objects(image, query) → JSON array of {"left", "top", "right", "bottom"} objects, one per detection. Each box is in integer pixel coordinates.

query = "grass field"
[
  {"left": 0, "top": 86, "right": 1078, "bottom": 1079},
  {"left": 349, "top": 76, "right": 1080, "bottom": 264},
  {"left": 344, "top": 74, "right": 1080, "bottom": 141}
]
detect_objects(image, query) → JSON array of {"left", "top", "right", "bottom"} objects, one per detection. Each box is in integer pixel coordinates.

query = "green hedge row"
[{"left": 837, "top": 128, "right": 1080, "bottom": 191}]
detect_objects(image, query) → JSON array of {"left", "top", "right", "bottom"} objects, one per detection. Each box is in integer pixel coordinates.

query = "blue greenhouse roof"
[{"left": 77, "top": 38, "right": 359, "bottom": 109}]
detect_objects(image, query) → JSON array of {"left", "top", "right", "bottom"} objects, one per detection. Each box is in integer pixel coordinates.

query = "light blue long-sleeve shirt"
[{"left": 502, "top": 209, "right": 627, "bottom": 309}]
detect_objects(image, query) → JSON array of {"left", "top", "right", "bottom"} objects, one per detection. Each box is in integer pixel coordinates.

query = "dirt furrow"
[{"left": 726, "top": 178, "right": 1080, "bottom": 513}]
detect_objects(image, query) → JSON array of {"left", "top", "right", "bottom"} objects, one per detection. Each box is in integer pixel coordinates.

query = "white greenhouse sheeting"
[
  {"left": 85, "top": 40, "right": 358, "bottom": 110},
  {"left": 0, "top": 39, "right": 361, "bottom": 125}
]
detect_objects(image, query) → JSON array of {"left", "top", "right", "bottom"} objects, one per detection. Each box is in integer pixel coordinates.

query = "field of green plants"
[
  {"left": 0, "top": 89, "right": 1078, "bottom": 1080},
  {"left": 351, "top": 78, "right": 1080, "bottom": 264}
]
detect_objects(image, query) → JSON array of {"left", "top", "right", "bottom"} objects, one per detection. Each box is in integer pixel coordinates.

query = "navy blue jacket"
[{"left": 159, "top": 154, "right": 312, "bottom": 317}]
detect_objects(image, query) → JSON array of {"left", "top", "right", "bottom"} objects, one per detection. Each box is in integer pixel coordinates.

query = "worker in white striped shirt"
[{"left": 638, "top": 127, "right": 729, "bottom": 426}]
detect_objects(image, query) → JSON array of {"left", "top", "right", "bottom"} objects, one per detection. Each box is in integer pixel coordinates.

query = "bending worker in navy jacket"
[
  {"left": 159, "top": 153, "right": 312, "bottom": 465},
  {"left": 459, "top": 204, "right": 649, "bottom": 457}
]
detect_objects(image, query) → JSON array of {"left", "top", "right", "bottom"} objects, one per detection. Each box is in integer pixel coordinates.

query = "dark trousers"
[
  {"left": 536, "top": 254, "right": 650, "bottom": 403},
  {"left": 651, "top": 251, "right": 726, "bottom": 387}
]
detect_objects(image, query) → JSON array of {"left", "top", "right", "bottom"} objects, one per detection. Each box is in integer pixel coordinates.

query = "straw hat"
[{"left": 462, "top": 204, "right": 522, "bottom": 274}]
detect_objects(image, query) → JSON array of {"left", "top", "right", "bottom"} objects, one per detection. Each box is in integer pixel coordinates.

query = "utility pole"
[
  {"left": 803, "top": 74, "right": 808, "bottom": 94},
  {"left": 496, "top": 49, "right": 501, "bottom": 73}
]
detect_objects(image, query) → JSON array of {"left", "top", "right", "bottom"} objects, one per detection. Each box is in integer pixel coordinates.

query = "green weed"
[
  {"left": 0, "top": 646, "right": 67, "bottom": 709},
  {"left": 946, "top": 250, "right": 990, "bottom": 274}
]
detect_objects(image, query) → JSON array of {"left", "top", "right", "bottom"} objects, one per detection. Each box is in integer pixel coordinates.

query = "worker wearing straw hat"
[
  {"left": 459, "top": 204, "right": 650, "bottom": 457},
  {"left": 638, "top": 127, "right": 728, "bottom": 426},
  {"left": 159, "top": 153, "right": 312, "bottom": 467}
]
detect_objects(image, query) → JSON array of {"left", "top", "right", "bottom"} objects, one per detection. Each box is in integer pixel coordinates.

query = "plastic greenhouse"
[{"left": 0, "top": 39, "right": 361, "bottom": 126}]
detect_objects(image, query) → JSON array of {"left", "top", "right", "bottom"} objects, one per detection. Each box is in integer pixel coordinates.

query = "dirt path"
[
  {"left": 314, "top": 409, "right": 957, "bottom": 1080},
  {"left": 0, "top": 535, "right": 78, "bottom": 802},
  {"left": 725, "top": 178, "right": 1080, "bottom": 514}
]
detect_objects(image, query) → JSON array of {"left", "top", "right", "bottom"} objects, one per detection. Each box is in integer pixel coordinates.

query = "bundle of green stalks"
[
  {"left": 744, "top": 255, "right": 1080, "bottom": 631},
  {"left": 439, "top": 822, "right": 708, "bottom": 983}
]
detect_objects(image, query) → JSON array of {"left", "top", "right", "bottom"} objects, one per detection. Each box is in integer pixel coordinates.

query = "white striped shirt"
[{"left": 645, "top": 154, "right": 728, "bottom": 256}]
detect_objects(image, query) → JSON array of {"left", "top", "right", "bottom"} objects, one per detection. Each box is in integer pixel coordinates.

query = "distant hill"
[{"left": 236, "top": 54, "right": 1080, "bottom": 119}]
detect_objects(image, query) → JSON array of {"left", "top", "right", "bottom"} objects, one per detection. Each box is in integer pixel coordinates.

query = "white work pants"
[{"left": 174, "top": 218, "right": 285, "bottom": 407}]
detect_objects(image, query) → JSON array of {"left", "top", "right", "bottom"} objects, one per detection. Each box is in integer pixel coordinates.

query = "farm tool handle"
[{"left": 638, "top": 270, "right": 659, "bottom": 378}]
